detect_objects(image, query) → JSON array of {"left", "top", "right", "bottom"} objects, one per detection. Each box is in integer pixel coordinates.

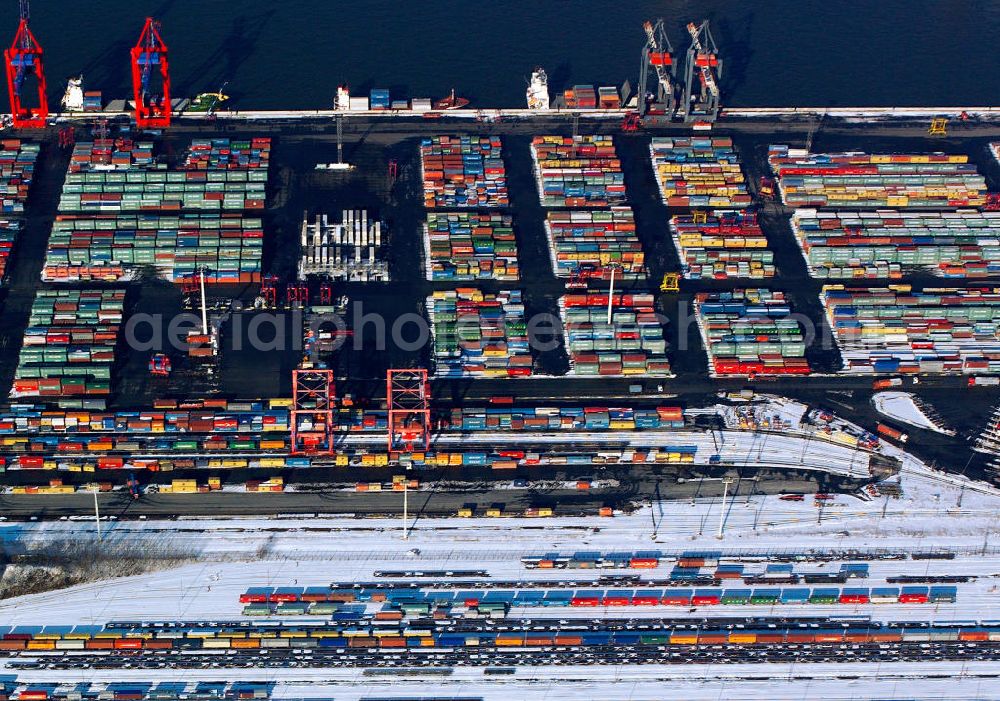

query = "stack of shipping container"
[
  {"left": 59, "top": 169, "right": 267, "bottom": 213},
  {"left": 424, "top": 212, "right": 518, "bottom": 281},
  {"left": 11, "top": 289, "right": 125, "bottom": 399},
  {"left": 768, "top": 146, "right": 988, "bottom": 208},
  {"left": 43, "top": 214, "right": 264, "bottom": 283},
  {"left": 68, "top": 138, "right": 155, "bottom": 172},
  {"left": 562, "top": 85, "right": 597, "bottom": 109},
  {"left": 182, "top": 138, "right": 271, "bottom": 171},
  {"left": 46, "top": 138, "right": 270, "bottom": 284},
  {"left": 446, "top": 405, "right": 684, "bottom": 431},
  {"left": 419, "top": 136, "right": 508, "bottom": 208},
  {"left": 791, "top": 209, "right": 1000, "bottom": 279},
  {"left": 0, "top": 220, "right": 20, "bottom": 284},
  {"left": 769, "top": 147, "right": 1000, "bottom": 376},
  {"left": 426, "top": 288, "right": 532, "bottom": 378},
  {"left": 647, "top": 139, "right": 763, "bottom": 374},
  {"left": 545, "top": 208, "right": 646, "bottom": 281},
  {"left": 0, "top": 139, "right": 38, "bottom": 215},
  {"left": 670, "top": 210, "right": 774, "bottom": 280},
  {"left": 0, "top": 140, "right": 36, "bottom": 287},
  {"left": 822, "top": 285, "right": 1000, "bottom": 375},
  {"left": 369, "top": 89, "right": 391, "bottom": 110},
  {"left": 560, "top": 292, "right": 669, "bottom": 376},
  {"left": 418, "top": 137, "right": 530, "bottom": 376},
  {"left": 82, "top": 91, "right": 102, "bottom": 111},
  {"left": 531, "top": 135, "right": 627, "bottom": 207},
  {"left": 531, "top": 134, "right": 667, "bottom": 376},
  {"left": 560, "top": 85, "right": 620, "bottom": 109},
  {"left": 695, "top": 289, "right": 812, "bottom": 377},
  {"left": 649, "top": 137, "right": 751, "bottom": 209}
]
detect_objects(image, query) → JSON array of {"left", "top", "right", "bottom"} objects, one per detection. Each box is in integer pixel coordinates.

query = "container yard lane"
[
  {"left": 0, "top": 139, "right": 70, "bottom": 399},
  {"left": 0, "top": 121, "right": 996, "bottom": 512},
  {"left": 0, "top": 122, "right": 994, "bottom": 488}
]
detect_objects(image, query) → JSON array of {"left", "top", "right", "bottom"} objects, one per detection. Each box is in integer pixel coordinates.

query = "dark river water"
[{"left": 4, "top": 0, "right": 1000, "bottom": 110}]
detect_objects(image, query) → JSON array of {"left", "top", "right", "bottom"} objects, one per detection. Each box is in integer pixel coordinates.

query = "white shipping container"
[{"left": 348, "top": 97, "right": 369, "bottom": 111}]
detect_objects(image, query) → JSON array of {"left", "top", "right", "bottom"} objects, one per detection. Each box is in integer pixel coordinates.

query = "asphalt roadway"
[{"left": 0, "top": 473, "right": 835, "bottom": 519}]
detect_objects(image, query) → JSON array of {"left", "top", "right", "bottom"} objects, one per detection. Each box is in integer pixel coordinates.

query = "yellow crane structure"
[{"left": 659, "top": 273, "right": 680, "bottom": 292}]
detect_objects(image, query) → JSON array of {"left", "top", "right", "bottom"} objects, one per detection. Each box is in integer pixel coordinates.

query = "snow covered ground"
[
  {"left": 3, "top": 395, "right": 1000, "bottom": 698},
  {"left": 10, "top": 667, "right": 1000, "bottom": 701},
  {"left": 873, "top": 391, "right": 953, "bottom": 434}
]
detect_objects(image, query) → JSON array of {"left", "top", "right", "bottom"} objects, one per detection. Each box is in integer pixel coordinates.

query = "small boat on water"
[
  {"left": 434, "top": 88, "right": 470, "bottom": 110},
  {"left": 187, "top": 83, "right": 230, "bottom": 113}
]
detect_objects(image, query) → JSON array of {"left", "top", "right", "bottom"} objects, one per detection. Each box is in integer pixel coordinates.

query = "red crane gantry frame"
[
  {"left": 4, "top": 8, "right": 48, "bottom": 129},
  {"left": 260, "top": 274, "right": 278, "bottom": 308},
  {"left": 131, "top": 18, "right": 171, "bottom": 129},
  {"left": 290, "top": 369, "right": 336, "bottom": 455},
  {"left": 285, "top": 282, "right": 309, "bottom": 308},
  {"left": 387, "top": 369, "right": 430, "bottom": 455}
]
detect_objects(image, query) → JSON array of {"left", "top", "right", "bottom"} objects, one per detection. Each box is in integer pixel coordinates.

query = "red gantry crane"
[
  {"left": 131, "top": 18, "right": 171, "bottom": 128},
  {"left": 4, "top": 0, "right": 48, "bottom": 128},
  {"left": 387, "top": 369, "right": 430, "bottom": 455},
  {"left": 291, "top": 368, "right": 336, "bottom": 455}
]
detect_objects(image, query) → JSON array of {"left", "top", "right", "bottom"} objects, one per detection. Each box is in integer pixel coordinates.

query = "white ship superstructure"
[
  {"left": 334, "top": 84, "right": 351, "bottom": 111},
  {"left": 61, "top": 76, "right": 84, "bottom": 111},
  {"left": 527, "top": 67, "right": 550, "bottom": 110}
]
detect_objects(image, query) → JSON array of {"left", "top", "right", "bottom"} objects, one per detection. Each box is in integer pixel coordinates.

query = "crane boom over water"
[
  {"left": 682, "top": 19, "right": 722, "bottom": 123},
  {"left": 4, "top": 0, "right": 48, "bottom": 128},
  {"left": 130, "top": 17, "right": 171, "bottom": 128},
  {"left": 638, "top": 19, "right": 677, "bottom": 120}
]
